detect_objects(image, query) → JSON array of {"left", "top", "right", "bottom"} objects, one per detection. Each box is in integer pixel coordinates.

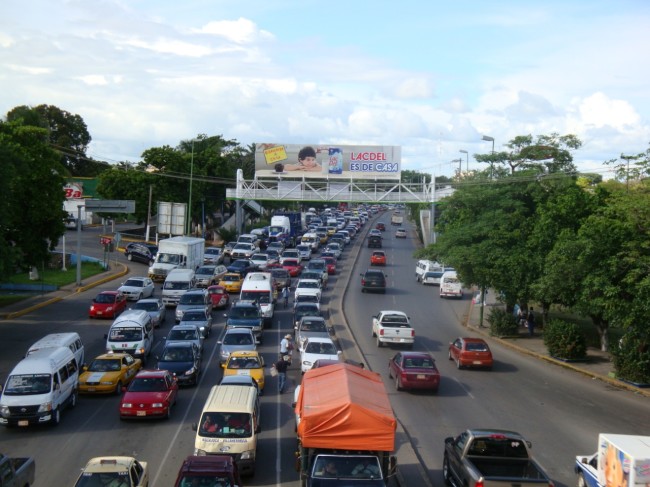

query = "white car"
[
  {"left": 250, "top": 253, "right": 272, "bottom": 269},
  {"left": 296, "top": 244, "right": 312, "bottom": 261},
  {"left": 231, "top": 243, "right": 259, "bottom": 259},
  {"left": 294, "top": 279, "right": 322, "bottom": 301},
  {"left": 325, "top": 243, "right": 342, "bottom": 259},
  {"left": 117, "top": 277, "right": 155, "bottom": 301},
  {"left": 300, "top": 337, "right": 341, "bottom": 373},
  {"left": 280, "top": 249, "right": 301, "bottom": 264},
  {"left": 203, "top": 247, "right": 224, "bottom": 265}
]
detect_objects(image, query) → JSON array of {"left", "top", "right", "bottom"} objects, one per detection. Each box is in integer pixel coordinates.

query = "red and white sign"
[{"left": 63, "top": 183, "right": 83, "bottom": 199}]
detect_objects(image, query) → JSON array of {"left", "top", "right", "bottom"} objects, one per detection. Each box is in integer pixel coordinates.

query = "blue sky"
[{"left": 2, "top": 0, "right": 649, "bottom": 178}]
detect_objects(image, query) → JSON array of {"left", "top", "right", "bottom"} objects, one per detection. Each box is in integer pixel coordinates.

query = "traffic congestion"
[{"left": 0, "top": 205, "right": 648, "bottom": 487}]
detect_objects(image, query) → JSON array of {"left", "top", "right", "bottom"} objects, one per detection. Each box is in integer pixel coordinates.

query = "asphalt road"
[
  {"left": 0, "top": 222, "right": 648, "bottom": 487},
  {"left": 342, "top": 223, "right": 650, "bottom": 487}
]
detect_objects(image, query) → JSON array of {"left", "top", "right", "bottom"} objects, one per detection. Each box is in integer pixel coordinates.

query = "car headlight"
[
  {"left": 122, "top": 403, "right": 132, "bottom": 408},
  {"left": 240, "top": 450, "right": 255, "bottom": 460},
  {"left": 194, "top": 449, "right": 207, "bottom": 456},
  {"left": 0, "top": 405, "right": 10, "bottom": 416},
  {"left": 184, "top": 367, "right": 197, "bottom": 376},
  {"left": 152, "top": 402, "right": 163, "bottom": 408},
  {"left": 38, "top": 401, "right": 53, "bottom": 413}
]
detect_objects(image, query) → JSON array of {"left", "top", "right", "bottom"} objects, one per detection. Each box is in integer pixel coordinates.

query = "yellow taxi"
[
  {"left": 219, "top": 273, "right": 245, "bottom": 293},
  {"left": 79, "top": 351, "right": 142, "bottom": 394},
  {"left": 326, "top": 226, "right": 337, "bottom": 236},
  {"left": 222, "top": 351, "right": 266, "bottom": 391}
]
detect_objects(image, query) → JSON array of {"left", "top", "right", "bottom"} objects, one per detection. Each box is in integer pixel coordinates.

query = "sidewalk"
[
  {"left": 0, "top": 263, "right": 129, "bottom": 321},
  {"left": 466, "top": 291, "right": 650, "bottom": 398}
]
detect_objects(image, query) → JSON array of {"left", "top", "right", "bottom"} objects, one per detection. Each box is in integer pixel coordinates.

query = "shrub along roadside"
[{"left": 542, "top": 319, "right": 587, "bottom": 360}]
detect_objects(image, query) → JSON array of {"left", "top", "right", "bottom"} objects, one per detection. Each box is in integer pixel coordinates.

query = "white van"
[
  {"left": 26, "top": 332, "right": 85, "bottom": 367},
  {"left": 0, "top": 347, "right": 79, "bottom": 426},
  {"left": 415, "top": 260, "right": 442, "bottom": 282},
  {"left": 439, "top": 271, "right": 463, "bottom": 299},
  {"left": 105, "top": 309, "right": 154, "bottom": 364},
  {"left": 162, "top": 268, "right": 196, "bottom": 307},
  {"left": 240, "top": 272, "right": 276, "bottom": 325},
  {"left": 193, "top": 385, "right": 260, "bottom": 475},
  {"left": 301, "top": 232, "right": 320, "bottom": 251}
]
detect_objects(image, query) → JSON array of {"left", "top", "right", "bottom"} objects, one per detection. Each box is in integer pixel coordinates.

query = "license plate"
[
  {"left": 97, "top": 311, "right": 103, "bottom": 315},
  {"left": 400, "top": 338, "right": 407, "bottom": 342},
  {"left": 473, "top": 360, "right": 482, "bottom": 364},
  {"left": 417, "top": 374, "right": 426, "bottom": 379},
  {"left": 18, "top": 420, "right": 28, "bottom": 426},
  {"left": 87, "top": 388, "right": 96, "bottom": 392},
  {"left": 236, "top": 370, "right": 251, "bottom": 376},
  {"left": 137, "top": 411, "right": 146, "bottom": 416}
]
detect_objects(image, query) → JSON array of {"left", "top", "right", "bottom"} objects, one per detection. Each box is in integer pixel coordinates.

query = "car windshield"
[
  {"left": 227, "top": 356, "right": 261, "bottom": 369},
  {"left": 205, "top": 248, "right": 221, "bottom": 255},
  {"left": 300, "top": 320, "right": 326, "bottom": 332},
  {"left": 305, "top": 342, "right": 337, "bottom": 354},
  {"left": 128, "top": 377, "right": 168, "bottom": 392},
  {"left": 223, "top": 333, "right": 254, "bottom": 345},
  {"left": 196, "top": 267, "right": 214, "bottom": 275},
  {"left": 74, "top": 472, "right": 129, "bottom": 487},
  {"left": 198, "top": 412, "right": 252, "bottom": 439},
  {"left": 234, "top": 244, "right": 251, "bottom": 250},
  {"left": 161, "top": 348, "right": 193, "bottom": 361},
  {"left": 223, "top": 275, "right": 240, "bottom": 282},
  {"left": 87, "top": 359, "right": 121, "bottom": 372},
  {"left": 181, "top": 311, "right": 206, "bottom": 322},
  {"left": 3, "top": 374, "right": 51, "bottom": 395},
  {"left": 158, "top": 253, "right": 181, "bottom": 264},
  {"left": 163, "top": 281, "right": 190, "bottom": 290},
  {"left": 180, "top": 294, "right": 206, "bottom": 305},
  {"left": 168, "top": 329, "right": 199, "bottom": 340},
  {"left": 95, "top": 293, "right": 116, "bottom": 304},
  {"left": 403, "top": 357, "right": 435, "bottom": 369},
  {"left": 230, "top": 307, "right": 259, "bottom": 319},
  {"left": 109, "top": 327, "right": 143, "bottom": 341},
  {"left": 134, "top": 302, "right": 159, "bottom": 312},
  {"left": 296, "top": 295, "right": 318, "bottom": 303},
  {"left": 123, "top": 279, "right": 144, "bottom": 287},
  {"left": 298, "top": 281, "right": 319, "bottom": 289}
]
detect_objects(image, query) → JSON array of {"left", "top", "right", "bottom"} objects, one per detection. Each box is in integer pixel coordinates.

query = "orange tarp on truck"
[{"left": 295, "top": 363, "right": 396, "bottom": 451}]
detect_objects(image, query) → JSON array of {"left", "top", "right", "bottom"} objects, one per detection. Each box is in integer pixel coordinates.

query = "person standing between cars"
[
  {"left": 280, "top": 334, "right": 293, "bottom": 363},
  {"left": 274, "top": 355, "right": 289, "bottom": 393},
  {"left": 527, "top": 307, "right": 536, "bottom": 337}
]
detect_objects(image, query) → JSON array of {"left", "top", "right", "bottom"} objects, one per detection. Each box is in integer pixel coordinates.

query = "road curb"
[{"left": 463, "top": 298, "right": 650, "bottom": 398}]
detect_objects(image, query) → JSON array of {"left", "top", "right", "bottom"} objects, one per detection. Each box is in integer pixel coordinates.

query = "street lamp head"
[
  {"left": 482, "top": 135, "right": 494, "bottom": 142},
  {"left": 459, "top": 150, "right": 468, "bottom": 155}
]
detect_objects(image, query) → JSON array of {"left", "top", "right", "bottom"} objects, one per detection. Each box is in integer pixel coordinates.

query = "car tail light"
[
  {"left": 475, "top": 481, "right": 484, "bottom": 487},
  {"left": 361, "top": 279, "right": 366, "bottom": 285},
  {"left": 379, "top": 329, "right": 384, "bottom": 336},
  {"left": 410, "top": 329, "right": 415, "bottom": 337}
]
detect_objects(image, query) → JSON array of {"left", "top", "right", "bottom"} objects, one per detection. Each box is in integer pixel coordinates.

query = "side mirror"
[{"left": 103, "top": 334, "right": 108, "bottom": 339}]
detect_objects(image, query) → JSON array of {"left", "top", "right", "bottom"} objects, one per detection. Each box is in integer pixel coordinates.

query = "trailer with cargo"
[{"left": 148, "top": 236, "right": 205, "bottom": 281}]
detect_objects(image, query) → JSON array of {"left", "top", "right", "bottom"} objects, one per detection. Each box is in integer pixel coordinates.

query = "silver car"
[
  {"left": 218, "top": 328, "right": 257, "bottom": 365},
  {"left": 166, "top": 324, "right": 205, "bottom": 352},
  {"left": 174, "top": 289, "right": 212, "bottom": 322},
  {"left": 178, "top": 308, "right": 213, "bottom": 338},
  {"left": 204, "top": 247, "right": 224, "bottom": 265},
  {"left": 195, "top": 264, "right": 227, "bottom": 287},
  {"left": 294, "top": 316, "right": 330, "bottom": 351},
  {"left": 132, "top": 297, "right": 166, "bottom": 328}
]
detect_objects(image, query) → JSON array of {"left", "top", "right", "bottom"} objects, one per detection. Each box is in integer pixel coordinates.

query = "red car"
[
  {"left": 89, "top": 291, "right": 127, "bottom": 319},
  {"left": 370, "top": 251, "right": 387, "bottom": 266},
  {"left": 119, "top": 369, "right": 178, "bottom": 420},
  {"left": 388, "top": 351, "right": 440, "bottom": 392},
  {"left": 376, "top": 222, "right": 386, "bottom": 231},
  {"left": 282, "top": 258, "right": 303, "bottom": 277},
  {"left": 322, "top": 256, "right": 337, "bottom": 275},
  {"left": 448, "top": 337, "right": 493, "bottom": 370},
  {"left": 207, "top": 285, "right": 230, "bottom": 309}
]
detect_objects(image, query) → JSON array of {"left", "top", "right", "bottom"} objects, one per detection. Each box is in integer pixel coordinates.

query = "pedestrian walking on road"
[
  {"left": 282, "top": 286, "right": 289, "bottom": 308},
  {"left": 526, "top": 307, "right": 536, "bottom": 337},
  {"left": 275, "top": 355, "right": 289, "bottom": 393}
]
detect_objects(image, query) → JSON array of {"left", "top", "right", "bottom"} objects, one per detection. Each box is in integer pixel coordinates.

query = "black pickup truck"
[
  {"left": 0, "top": 453, "right": 35, "bottom": 487},
  {"left": 443, "top": 429, "right": 552, "bottom": 487}
]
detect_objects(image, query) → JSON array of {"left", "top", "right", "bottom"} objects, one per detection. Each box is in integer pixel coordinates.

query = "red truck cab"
[{"left": 174, "top": 455, "right": 242, "bottom": 487}]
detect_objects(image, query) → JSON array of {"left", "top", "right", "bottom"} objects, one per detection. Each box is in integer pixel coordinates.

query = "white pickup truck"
[{"left": 372, "top": 310, "right": 415, "bottom": 348}]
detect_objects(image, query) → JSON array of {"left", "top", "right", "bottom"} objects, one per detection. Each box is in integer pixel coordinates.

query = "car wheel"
[
  {"left": 51, "top": 407, "right": 61, "bottom": 425},
  {"left": 361, "top": 288, "right": 365, "bottom": 293},
  {"left": 137, "top": 292, "right": 143, "bottom": 300},
  {"left": 166, "top": 403, "right": 173, "bottom": 420},
  {"left": 387, "top": 366, "right": 392, "bottom": 379},
  {"left": 443, "top": 456, "right": 451, "bottom": 485},
  {"left": 127, "top": 253, "right": 133, "bottom": 261},
  {"left": 376, "top": 337, "right": 384, "bottom": 348},
  {"left": 395, "top": 375, "right": 403, "bottom": 391},
  {"left": 115, "top": 381, "right": 122, "bottom": 395}
]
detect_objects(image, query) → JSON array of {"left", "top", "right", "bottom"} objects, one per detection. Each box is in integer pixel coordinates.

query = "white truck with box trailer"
[
  {"left": 575, "top": 434, "right": 650, "bottom": 487},
  {"left": 148, "top": 236, "right": 205, "bottom": 281}
]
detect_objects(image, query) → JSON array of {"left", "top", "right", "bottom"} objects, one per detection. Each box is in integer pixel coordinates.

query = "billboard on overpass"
[{"left": 255, "top": 143, "right": 401, "bottom": 180}]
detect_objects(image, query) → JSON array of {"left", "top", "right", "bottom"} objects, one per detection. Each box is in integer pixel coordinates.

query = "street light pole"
[
  {"left": 187, "top": 140, "right": 195, "bottom": 236},
  {"left": 482, "top": 135, "right": 495, "bottom": 178},
  {"left": 452, "top": 158, "right": 463, "bottom": 176},
  {"left": 620, "top": 153, "right": 634, "bottom": 191},
  {"left": 459, "top": 150, "right": 469, "bottom": 172}
]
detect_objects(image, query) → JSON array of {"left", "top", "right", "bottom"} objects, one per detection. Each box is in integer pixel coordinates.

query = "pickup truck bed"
[{"left": 470, "top": 457, "right": 548, "bottom": 481}]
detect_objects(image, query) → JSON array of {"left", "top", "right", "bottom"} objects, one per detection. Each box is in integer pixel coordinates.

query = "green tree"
[{"left": 0, "top": 120, "right": 67, "bottom": 275}]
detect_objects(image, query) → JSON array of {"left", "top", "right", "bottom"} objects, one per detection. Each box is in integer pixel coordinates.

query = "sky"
[{"left": 2, "top": 0, "right": 649, "bottom": 178}]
